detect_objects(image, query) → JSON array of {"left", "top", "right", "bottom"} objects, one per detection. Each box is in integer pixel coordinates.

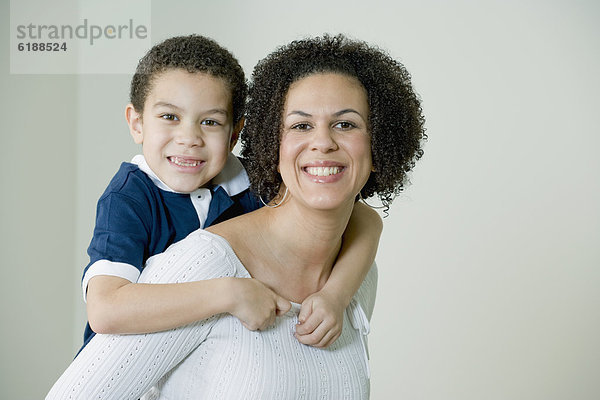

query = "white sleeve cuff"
[{"left": 82, "top": 260, "right": 141, "bottom": 302}]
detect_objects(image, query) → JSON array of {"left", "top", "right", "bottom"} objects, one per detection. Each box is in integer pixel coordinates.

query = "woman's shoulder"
[
  {"left": 138, "top": 229, "right": 242, "bottom": 284},
  {"left": 206, "top": 210, "right": 257, "bottom": 240},
  {"left": 206, "top": 211, "right": 265, "bottom": 263}
]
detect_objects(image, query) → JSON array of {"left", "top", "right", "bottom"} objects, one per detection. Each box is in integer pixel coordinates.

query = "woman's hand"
[
  {"left": 295, "top": 290, "right": 344, "bottom": 348},
  {"left": 228, "top": 278, "right": 291, "bottom": 331}
]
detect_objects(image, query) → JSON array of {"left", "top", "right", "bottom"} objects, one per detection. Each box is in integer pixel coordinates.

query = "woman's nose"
[{"left": 310, "top": 125, "right": 338, "bottom": 152}]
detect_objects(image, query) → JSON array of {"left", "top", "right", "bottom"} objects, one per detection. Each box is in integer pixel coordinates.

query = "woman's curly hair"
[
  {"left": 241, "top": 34, "right": 426, "bottom": 211},
  {"left": 130, "top": 34, "right": 247, "bottom": 125}
]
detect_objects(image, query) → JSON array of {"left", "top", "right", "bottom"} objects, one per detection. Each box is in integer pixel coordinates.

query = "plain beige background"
[{"left": 2, "top": 0, "right": 599, "bottom": 399}]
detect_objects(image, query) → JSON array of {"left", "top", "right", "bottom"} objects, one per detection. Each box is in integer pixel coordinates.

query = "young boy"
[{"left": 81, "top": 35, "right": 382, "bottom": 351}]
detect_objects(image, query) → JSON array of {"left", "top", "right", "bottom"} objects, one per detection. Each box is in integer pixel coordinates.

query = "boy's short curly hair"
[
  {"left": 241, "top": 34, "right": 426, "bottom": 211},
  {"left": 130, "top": 35, "right": 247, "bottom": 124}
]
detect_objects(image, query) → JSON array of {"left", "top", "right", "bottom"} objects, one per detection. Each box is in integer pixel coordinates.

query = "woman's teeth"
[
  {"left": 305, "top": 166, "right": 342, "bottom": 176},
  {"left": 170, "top": 157, "right": 200, "bottom": 167}
]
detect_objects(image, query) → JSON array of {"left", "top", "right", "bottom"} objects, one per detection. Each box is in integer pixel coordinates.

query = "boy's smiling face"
[{"left": 127, "top": 69, "right": 236, "bottom": 193}]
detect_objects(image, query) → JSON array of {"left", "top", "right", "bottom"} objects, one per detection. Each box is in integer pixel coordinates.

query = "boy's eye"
[
  {"left": 333, "top": 121, "right": 356, "bottom": 130},
  {"left": 201, "top": 119, "right": 220, "bottom": 127},
  {"left": 160, "top": 114, "right": 179, "bottom": 121}
]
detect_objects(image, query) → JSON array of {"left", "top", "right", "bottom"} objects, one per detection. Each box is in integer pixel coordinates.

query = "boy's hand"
[
  {"left": 229, "top": 278, "right": 291, "bottom": 331},
  {"left": 295, "top": 290, "right": 345, "bottom": 348}
]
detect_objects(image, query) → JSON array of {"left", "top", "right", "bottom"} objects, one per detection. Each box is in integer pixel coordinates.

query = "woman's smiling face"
[{"left": 279, "top": 73, "right": 373, "bottom": 211}]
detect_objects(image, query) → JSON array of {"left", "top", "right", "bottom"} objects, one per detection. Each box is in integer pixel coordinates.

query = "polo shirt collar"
[
  {"left": 211, "top": 153, "right": 251, "bottom": 196},
  {"left": 130, "top": 153, "right": 250, "bottom": 196}
]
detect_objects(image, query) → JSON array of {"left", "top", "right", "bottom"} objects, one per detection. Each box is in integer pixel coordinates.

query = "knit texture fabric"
[{"left": 47, "top": 229, "right": 377, "bottom": 400}]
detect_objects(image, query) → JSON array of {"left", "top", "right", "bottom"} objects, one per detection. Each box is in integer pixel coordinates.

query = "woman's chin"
[{"left": 298, "top": 194, "right": 355, "bottom": 212}]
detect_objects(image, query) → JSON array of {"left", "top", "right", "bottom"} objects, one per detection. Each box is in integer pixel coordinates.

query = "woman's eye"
[
  {"left": 291, "top": 123, "right": 312, "bottom": 131},
  {"left": 334, "top": 121, "right": 356, "bottom": 130},
  {"left": 160, "top": 114, "right": 178, "bottom": 121}
]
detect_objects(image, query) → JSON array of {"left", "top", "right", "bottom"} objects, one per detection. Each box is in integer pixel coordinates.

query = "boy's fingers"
[
  {"left": 295, "top": 321, "right": 328, "bottom": 346},
  {"left": 296, "top": 309, "right": 330, "bottom": 335},
  {"left": 314, "top": 330, "right": 335, "bottom": 348},
  {"left": 241, "top": 321, "right": 256, "bottom": 331},
  {"left": 318, "top": 329, "right": 342, "bottom": 348},
  {"left": 276, "top": 296, "right": 292, "bottom": 315},
  {"left": 312, "top": 325, "right": 342, "bottom": 348},
  {"left": 297, "top": 300, "right": 313, "bottom": 323},
  {"left": 261, "top": 313, "right": 276, "bottom": 330}
]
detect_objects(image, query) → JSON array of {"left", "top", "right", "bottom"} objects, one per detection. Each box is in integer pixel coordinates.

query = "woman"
[{"left": 47, "top": 34, "right": 425, "bottom": 399}]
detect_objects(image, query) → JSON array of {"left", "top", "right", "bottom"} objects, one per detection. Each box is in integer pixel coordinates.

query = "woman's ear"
[{"left": 125, "top": 104, "right": 144, "bottom": 144}]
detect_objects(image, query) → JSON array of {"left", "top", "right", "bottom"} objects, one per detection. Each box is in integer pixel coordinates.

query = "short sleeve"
[
  {"left": 81, "top": 192, "right": 153, "bottom": 298},
  {"left": 47, "top": 231, "right": 238, "bottom": 400},
  {"left": 88, "top": 192, "right": 152, "bottom": 269}
]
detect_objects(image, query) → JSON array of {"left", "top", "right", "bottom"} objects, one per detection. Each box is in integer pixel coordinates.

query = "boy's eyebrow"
[
  {"left": 204, "top": 108, "right": 229, "bottom": 116},
  {"left": 152, "top": 102, "right": 229, "bottom": 116},
  {"left": 152, "top": 101, "right": 183, "bottom": 111}
]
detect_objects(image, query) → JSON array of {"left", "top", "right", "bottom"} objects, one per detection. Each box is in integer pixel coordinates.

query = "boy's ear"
[
  {"left": 229, "top": 117, "right": 245, "bottom": 151},
  {"left": 125, "top": 104, "right": 144, "bottom": 144}
]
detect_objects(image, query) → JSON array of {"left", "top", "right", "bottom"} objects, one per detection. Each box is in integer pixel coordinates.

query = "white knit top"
[{"left": 46, "top": 229, "right": 377, "bottom": 400}]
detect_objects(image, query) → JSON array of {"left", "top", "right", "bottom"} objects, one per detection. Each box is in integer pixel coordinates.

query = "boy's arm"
[
  {"left": 296, "top": 201, "right": 382, "bottom": 347},
  {"left": 48, "top": 232, "right": 278, "bottom": 400},
  {"left": 86, "top": 182, "right": 289, "bottom": 335},
  {"left": 87, "top": 275, "right": 290, "bottom": 334}
]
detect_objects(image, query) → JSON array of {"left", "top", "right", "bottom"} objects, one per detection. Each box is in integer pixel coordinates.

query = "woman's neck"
[{"left": 215, "top": 200, "right": 354, "bottom": 303}]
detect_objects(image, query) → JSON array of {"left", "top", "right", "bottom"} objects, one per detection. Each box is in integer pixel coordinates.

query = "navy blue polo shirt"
[{"left": 80, "top": 154, "right": 260, "bottom": 349}]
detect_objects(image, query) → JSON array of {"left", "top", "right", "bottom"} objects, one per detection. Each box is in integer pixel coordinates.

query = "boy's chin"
[{"left": 166, "top": 179, "right": 203, "bottom": 194}]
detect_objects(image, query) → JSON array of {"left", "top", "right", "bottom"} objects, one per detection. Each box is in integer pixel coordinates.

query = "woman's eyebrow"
[
  {"left": 333, "top": 108, "right": 362, "bottom": 117},
  {"left": 286, "top": 110, "right": 312, "bottom": 117},
  {"left": 286, "top": 109, "right": 362, "bottom": 118}
]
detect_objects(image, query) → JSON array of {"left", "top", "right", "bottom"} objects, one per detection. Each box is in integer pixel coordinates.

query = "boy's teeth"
[
  {"left": 305, "top": 166, "right": 341, "bottom": 177},
  {"left": 171, "top": 157, "right": 200, "bottom": 167}
]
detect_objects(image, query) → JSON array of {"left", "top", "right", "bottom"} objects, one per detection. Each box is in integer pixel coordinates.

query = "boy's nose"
[{"left": 175, "top": 124, "right": 204, "bottom": 147}]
